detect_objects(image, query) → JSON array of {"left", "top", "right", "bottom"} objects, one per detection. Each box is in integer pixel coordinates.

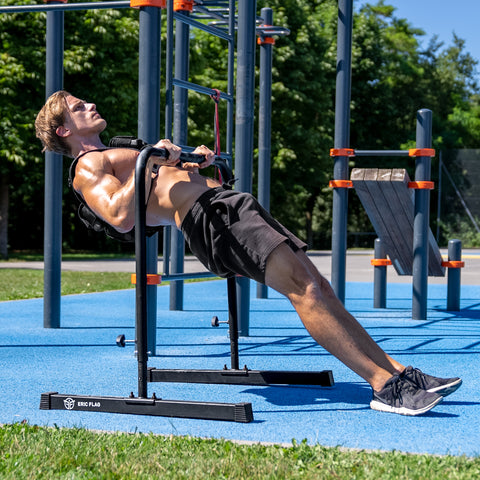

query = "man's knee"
[{"left": 265, "top": 243, "right": 324, "bottom": 298}]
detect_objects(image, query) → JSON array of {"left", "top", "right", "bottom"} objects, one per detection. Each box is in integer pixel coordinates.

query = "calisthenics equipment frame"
[{"left": 41, "top": 147, "right": 334, "bottom": 422}]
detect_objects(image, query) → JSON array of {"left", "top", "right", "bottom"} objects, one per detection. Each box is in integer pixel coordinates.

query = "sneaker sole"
[
  {"left": 427, "top": 378, "right": 462, "bottom": 397},
  {"left": 370, "top": 395, "right": 443, "bottom": 416}
]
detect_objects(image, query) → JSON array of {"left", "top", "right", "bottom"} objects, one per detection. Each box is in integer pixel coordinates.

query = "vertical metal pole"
[
  {"left": 43, "top": 4, "right": 64, "bottom": 328},
  {"left": 162, "top": 0, "right": 174, "bottom": 277},
  {"left": 135, "top": 148, "right": 152, "bottom": 399},
  {"left": 412, "top": 109, "right": 432, "bottom": 320},
  {"left": 256, "top": 7, "right": 273, "bottom": 300},
  {"left": 446, "top": 239, "right": 462, "bottom": 311},
  {"left": 226, "top": 0, "right": 235, "bottom": 164},
  {"left": 170, "top": 9, "right": 190, "bottom": 311},
  {"left": 373, "top": 238, "right": 387, "bottom": 308},
  {"left": 436, "top": 151, "right": 443, "bottom": 241},
  {"left": 138, "top": 5, "right": 162, "bottom": 354},
  {"left": 331, "top": 0, "right": 353, "bottom": 304},
  {"left": 235, "top": 0, "right": 257, "bottom": 336}
]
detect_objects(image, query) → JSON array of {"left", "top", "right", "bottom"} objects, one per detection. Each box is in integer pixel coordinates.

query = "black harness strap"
[{"left": 69, "top": 148, "right": 161, "bottom": 243}]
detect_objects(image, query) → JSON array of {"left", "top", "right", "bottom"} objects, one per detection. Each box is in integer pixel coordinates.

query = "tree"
[
  {"left": 1, "top": 1, "right": 46, "bottom": 258},
  {"left": 0, "top": 1, "right": 140, "bottom": 256},
  {"left": 2, "top": 0, "right": 480, "bottom": 254}
]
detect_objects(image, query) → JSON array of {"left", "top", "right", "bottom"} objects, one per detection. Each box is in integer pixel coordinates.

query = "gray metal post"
[
  {"left": 446, "top": 239, "right": 462, "bottom": 311},
  {"left": 138, "top": 5, "right": 162, "bottom": 353},
  {"left": 412, "top": 109, "right": 433, "bottom": 320},
  {"left": 226, "top": 0, "right": 235, "bottom": 165},
  {"left": 436, "top": 151, "right": 443, "bottom": 241},
  {"left": 162, "top": 0, "right": 174, "bottom": 278},
  {"left": 331, "top": 0, "right": 353, "bottom": 304},
  {"left": 43, "top": 4, "right": 64, "bottom": 328},
  {"left": 373, "top": 238, "right": 387, "bottom": 309},
  {"left": 256, "top": 7, "right": 273, "bottom": 300},
  {"left": 235, "top": 0, "right": 257, "bottom": 336},
  {"left": 169, "top": 10, "right": 191, "bottom": 311}
]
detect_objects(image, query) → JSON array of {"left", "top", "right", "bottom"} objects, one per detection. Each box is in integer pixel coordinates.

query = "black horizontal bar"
[
  {"left": 148, "top": 368, "right": 335, "bottom": 387},
  {"left": 40, "top": 392, "right": 253, "bottom": 422},
  {"left": 354, "top": 150, "right": 410, "bottom": 157},
  {"left": 161, "top": 272, "right": 218, "bottom": 282}
]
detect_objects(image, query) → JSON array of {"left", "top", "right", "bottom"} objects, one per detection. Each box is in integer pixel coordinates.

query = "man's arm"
[
  {"left": 74, "top": 140, "right": 182, "bottom": 233},
  {"left": 74, "top": 150, "right": 138, "bottom": 233}
]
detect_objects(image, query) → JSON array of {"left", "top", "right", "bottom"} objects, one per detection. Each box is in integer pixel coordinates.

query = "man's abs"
[{"left": 146, "top": 166, "right": 221, "bottom": 228}]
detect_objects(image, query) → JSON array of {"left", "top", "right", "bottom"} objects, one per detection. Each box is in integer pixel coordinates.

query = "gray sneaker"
[
  {"left": 370, "top": 374, "right": 443, "bottom": 416},
  {"left": 401, "top": 366, "right": 462, "bottom": 397}
]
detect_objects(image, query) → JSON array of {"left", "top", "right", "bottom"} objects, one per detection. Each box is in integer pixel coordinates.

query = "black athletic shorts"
[{"left": 181, "top": 187, "right": 307, "bottom": 284}]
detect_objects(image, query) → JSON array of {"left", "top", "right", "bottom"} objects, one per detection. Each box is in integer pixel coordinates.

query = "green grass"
[
  {"left": 4, "top": 251, "right": 134, "bottom": 262},
  {"left": 0, "top": 269, "right": 133, "bottom": 301},
  {"left": 0, "top": 423, "right": 479, "bottom": 480}
]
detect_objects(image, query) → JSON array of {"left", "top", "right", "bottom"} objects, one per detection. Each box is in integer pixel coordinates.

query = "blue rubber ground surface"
[{"left": 0, "top": 280, "right": 479, "bottom": 456}]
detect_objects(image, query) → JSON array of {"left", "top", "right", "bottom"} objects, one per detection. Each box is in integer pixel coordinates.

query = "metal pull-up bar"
[{"left": 0, "top": 2, "right": 130, "bottom": 13}]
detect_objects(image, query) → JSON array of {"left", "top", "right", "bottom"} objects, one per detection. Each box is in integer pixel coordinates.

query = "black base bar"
[
  {"left": 40, "top": 392, "right": 253, "bottom": 423},
  {"left": 148, "top": 368, "right": 335, "bottom": 387}
]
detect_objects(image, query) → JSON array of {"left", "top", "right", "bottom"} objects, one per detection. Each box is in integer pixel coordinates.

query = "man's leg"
[{"left": 264, "top": 242, "right": 403, "bottom": 392}]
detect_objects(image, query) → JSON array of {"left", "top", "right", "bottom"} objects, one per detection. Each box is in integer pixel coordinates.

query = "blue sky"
[{"left": 356, "top": 0, "right": 480, "bottom": 79}]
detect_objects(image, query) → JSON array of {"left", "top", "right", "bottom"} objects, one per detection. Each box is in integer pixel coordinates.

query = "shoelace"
[
  {"left": 385, "top": 375, "right": 417, "bottom": 406},
  {"left": 404, "top": 368, "right": 428, "bottom": 389}
]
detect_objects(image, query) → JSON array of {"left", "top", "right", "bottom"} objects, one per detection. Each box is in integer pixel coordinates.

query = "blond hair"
[{"left": 35, "top": 90, "right": 73, "bottom": 157}]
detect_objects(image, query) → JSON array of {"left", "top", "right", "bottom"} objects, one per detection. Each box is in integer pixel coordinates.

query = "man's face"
[{"left": 62, "top": 95, "right": 107, "bottom": 136}]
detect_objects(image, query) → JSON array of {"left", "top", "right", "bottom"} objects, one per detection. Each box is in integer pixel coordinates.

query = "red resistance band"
[{"left": 210, "top": 88, "right": 223, "bottom": 183}]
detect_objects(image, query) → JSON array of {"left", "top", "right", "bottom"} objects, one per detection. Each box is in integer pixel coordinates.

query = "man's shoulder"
[
  {"left": 71, "top": 149, "right": 113, "bottom": 192},
  {"left": 75, "top": 148, "right": 111, "bottom": 168},
  {"left": 78, "top": 147, "right": 139, "bottom": 168}
]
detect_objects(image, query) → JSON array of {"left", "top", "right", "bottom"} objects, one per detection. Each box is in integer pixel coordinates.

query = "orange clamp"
[
  {"left": 257, "top": 36, "right": 275, "bottom": 45},
  {"left": 408, "top": 181, "right": 435, "bottom": 190},
  {"left": 408, "top": 148, "right": 435, "bottom": 157},
  {"left": 371, "top": 259, "right": 392, "bottom": 267},
  {"left": 174, "top": 0, "right": 194, "bottom": 11},
  {"left": 329, "top": 180, "right": 353, "bottom": 189},
  {"left": 130, "top": 0, "right": 166, "bottom": 7},
  {"left": 131, "top": 274, "right": 162, "bottom": 285},
  {"left": 330, "top": 148, "right": 355, "bottom": 157},
  {"left": 441, "top": 260, "right": 465, "bottom": 268}
]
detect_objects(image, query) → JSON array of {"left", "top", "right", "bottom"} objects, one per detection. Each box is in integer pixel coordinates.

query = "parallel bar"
[
  {"left": 0, "top": 1, "right": 130, "bottom": 13},
  {"left": 354, "top": 150, "right": 410, "bottom": 157}
]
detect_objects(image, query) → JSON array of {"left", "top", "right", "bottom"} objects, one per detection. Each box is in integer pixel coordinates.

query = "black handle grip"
[{"left": 109, "top": 136, "right": 206, "bottom": 164}]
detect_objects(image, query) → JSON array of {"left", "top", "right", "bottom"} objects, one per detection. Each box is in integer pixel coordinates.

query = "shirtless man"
[{"left": 35, "top": 90, "right": 462, "bottom": 416}]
